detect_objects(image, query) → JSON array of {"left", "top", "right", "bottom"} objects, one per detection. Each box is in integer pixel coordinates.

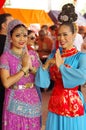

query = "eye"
[
  {"left": 63, "top": 33, "right": 68, "bottom": 36},
  {"left": 23, "top": 34, "right": 28, "bottom": 37},
  {"left": 16, "top": 34, "right": 20, "bottom": 37}
]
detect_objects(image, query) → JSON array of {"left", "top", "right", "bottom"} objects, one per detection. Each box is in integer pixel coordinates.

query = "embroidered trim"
[{"left": 7, "top": 90, "right": 42, "bottom": 118}]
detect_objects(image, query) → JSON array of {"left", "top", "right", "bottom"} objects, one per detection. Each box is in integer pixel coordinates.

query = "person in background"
[
  {"left": 27, "top": 29, "right": 42, "bottom": 100},
  {"left": 37, "top": 29, "right": 53, "bottom": 64},
  {"left": 36, "top": 29, "right": 53, "bottom": 92},
  {"left": 36, "top": 3, "right": 86, "bottom": 130},
  {"left": 0, "top": 19, "right": 42, "bottom": 130},
  {"left": 49, "top": 25, "right": 58, "bottom": 50},
  {"left": 79, "top": 26, "right": 86, "bottom": 52},
  {"left": 79, "top": 26, "right": 86, "bottom": 88},
  {"left": 41, "top": 24, "right": 50, "bottom": 37},
  {"left": 78, "top": 26, "right": 86, "bottom": 40},
  {"left": 0, "top": 13, "right": 14, "bottom": 130},
  {"left": 81, "top": 42, "right": 86, "bottom": 52},
  {"left": 27, "top": 30, "right": 37, "bottom": 50},
  {"left": 73, "top": 23, "right": 84, "bottom": 51},
  {"left": 0, "top": 13, "right": 14, "bottom": 55}
]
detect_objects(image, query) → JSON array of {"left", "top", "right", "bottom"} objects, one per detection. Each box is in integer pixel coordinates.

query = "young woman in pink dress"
[{"left": 0, "top": 19, "right": 42, "bottom": 130}]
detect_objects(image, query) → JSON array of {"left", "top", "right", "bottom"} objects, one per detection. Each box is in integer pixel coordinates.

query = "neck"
[
  {"left": 63, "top": 45, "right": 74, "bottom": 51},
  {"left": 11, "top": 48, "right": 23, "bottom": 55}
]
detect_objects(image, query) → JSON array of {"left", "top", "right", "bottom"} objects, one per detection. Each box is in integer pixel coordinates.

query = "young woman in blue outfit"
[{"left": 35, "top": 3, "right": 86, "bottom": 130}]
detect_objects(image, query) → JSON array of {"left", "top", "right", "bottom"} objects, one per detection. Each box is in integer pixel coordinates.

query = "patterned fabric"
[
  {"left": 48, "top": 48, "right": 86, "bottom": 117},
  {"left": 0, "top": 49, "right": 41, "bottom": 130},
  {"left": 45, "top": 47, "right": 86, "bottom": 130},
  {"left": 7, "top": 90, "right": 41, "bottom": 118}
]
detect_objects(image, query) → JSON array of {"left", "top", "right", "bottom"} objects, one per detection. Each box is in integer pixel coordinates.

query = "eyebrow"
[{"left": 58, "top": 31, "right": 72, "bottom": 34}]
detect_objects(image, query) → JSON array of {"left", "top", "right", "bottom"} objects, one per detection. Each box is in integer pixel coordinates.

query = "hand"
[
  {"left": 22, "top": 52, "right": 32, "bottom": 70},
  {"left": 55, "top": 49, "right": 64, "bottom": 68},
  {"left": 43, "top": 58, "right": 55, "bottom": 69}
]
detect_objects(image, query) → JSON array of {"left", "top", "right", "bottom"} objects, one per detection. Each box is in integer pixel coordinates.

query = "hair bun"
[
  {"left": 58, "top": 3, "right": 78, "bottom": 23},
  {"left": 62, "top": 3, "right": 75, "bottom": 13}
]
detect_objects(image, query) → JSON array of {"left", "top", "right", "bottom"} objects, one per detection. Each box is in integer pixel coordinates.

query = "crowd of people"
[{"left": 0, "top": 3, "right": 86, "bottom": 130}]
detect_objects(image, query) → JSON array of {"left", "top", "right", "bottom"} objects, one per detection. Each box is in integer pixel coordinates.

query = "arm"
[
  {"left": 0, "top": 52, "right": 30, "bottom": 89},
  {"left": 60, "top": 54, "right": 86, "bottom": 88},
  {"left": 1, "top": 68, "right": 25, "bottom": 88}
]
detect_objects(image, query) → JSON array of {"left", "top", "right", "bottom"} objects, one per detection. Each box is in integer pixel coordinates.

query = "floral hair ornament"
[
  {"left": 58, "top": 3, "right": 78, "bottom": 23},
  {"left": 60, "top": 15, "right": 69, "bottom": 22},
  {"left": 4, "top": 19, "right": 23, "bottom": 52}
]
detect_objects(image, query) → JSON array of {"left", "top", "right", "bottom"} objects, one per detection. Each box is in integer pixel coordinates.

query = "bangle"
[{"left": 21, "top": 68, "right": 28, "bottom": 76}]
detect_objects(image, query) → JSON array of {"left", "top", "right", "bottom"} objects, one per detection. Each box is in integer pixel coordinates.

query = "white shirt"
[{"left": 73, "top": 33, "right": 84, "bottom": 51}]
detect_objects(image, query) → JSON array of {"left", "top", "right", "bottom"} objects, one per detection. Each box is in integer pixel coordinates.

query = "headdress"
[
  {"left": 4, "top": 19, "right": 23, "bottom": 52},
  {"left": 58, "top": 3, "right": 78, "bottom": 23}
]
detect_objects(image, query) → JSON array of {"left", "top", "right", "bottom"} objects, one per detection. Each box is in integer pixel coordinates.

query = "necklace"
[
  {"left": 10, "top": 49, "right": 23, "bottom": 58},
  {"left": 61, "top": 47, "right": 78, "bottom": 58}
]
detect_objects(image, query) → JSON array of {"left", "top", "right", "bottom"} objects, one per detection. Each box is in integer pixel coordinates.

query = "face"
[
  {"left": 58, "top": 25, "right": 75, "bottom": 50},
  {"left": 28, "top": 32, "right": 36, "bottom": 45},
  {"left": 2, "top": 16, "right": 14, "bottom": 34},
  {"left": 6, "top": 16, "right": 14, "bottom": 26},
  {"left": 11, "top": 26, "right": 28, "bottom": 50}
]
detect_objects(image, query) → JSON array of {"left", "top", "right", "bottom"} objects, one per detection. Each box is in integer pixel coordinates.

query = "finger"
[{"left": 24, "top": 45, "right": 29, "bottom": 54}]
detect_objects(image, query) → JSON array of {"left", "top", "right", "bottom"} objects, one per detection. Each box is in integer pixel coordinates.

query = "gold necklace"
[{"left": 10, "top": 49, "right": 23, "bottom": 58}]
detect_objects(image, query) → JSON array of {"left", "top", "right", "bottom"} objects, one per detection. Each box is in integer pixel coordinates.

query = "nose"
[
  {"left": 60, "top": 35, "right": 64, "bottom": 40},
  {"left": 58, "top": 35, "right": 64, "bottom": 42},
  {"left": 20, "top": 35, "right": 25, "bottom": 40}
]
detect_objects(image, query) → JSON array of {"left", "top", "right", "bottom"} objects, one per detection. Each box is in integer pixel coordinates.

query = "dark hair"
[
  {"left": 41, "top": 25, "right": 48, "bottom": 30},
  {"left": 58, "top": 3, "right": 78, "bottom": 23},
  {"left": 38, "top": 29, "right": 46, "bottom": 36},
  {"left": 0, "top": 13, "right": 12, "bottom": 30},
  {"left": 10, "top": 24, "right": 27, "bottom": 36},
  {"left": 49, "top": 25, "right": 57, "bottom": 31},
  {"left": 58, "top": 3, "right": 78, "bottom": 34},
  {"left": 28, "top": 30, "right": 34, "bottom": 35}
]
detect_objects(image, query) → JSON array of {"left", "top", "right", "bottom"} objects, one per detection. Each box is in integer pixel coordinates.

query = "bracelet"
[{"left": 21, "top": 68, "right": 28, "bottom": 76}]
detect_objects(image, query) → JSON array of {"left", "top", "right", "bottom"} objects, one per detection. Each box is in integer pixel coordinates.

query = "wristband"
[{"left": 21, "top": 68, "right": 28, "bottom": 76}]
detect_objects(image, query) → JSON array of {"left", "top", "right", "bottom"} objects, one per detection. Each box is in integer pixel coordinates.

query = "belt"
[{"left": 11, "top": 83, "right": 34, "bottom": 90}]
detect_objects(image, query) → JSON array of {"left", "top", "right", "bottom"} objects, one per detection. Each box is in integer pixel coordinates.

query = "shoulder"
[{"left": 0, "top": 51, "right": 9, "bottom": 58}]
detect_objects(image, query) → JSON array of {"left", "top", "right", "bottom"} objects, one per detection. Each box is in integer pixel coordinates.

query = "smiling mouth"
[
  {"left": 19, "top": 42, "right": 25, "bottom": 45},
  {"left": 60, "top": 42, "right": 65, "bottom": 46}
]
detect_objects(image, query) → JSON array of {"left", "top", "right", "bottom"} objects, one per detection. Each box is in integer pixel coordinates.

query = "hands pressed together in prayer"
[
  {"left": 21, "top": 46, "right": 32, "bottom": 74},
  {"left": 55, "top": 49, "right": 64, "bottom": 68},
  {"left": 43, "top": 49, "right": 64, "bottom": 70}
]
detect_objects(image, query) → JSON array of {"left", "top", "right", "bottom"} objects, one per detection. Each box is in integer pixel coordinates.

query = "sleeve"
[
  {"left": 0, "top": 53, "right": 9, "bottom": 70},
  {"left": 59, "top": 54, "right": 86, "bottom": 88},
  {"left": 35, "top": 66, "right": 50, "bottom": 88},
  {"left": 47, "top": 49, "right": 56, "bottom": 60}
]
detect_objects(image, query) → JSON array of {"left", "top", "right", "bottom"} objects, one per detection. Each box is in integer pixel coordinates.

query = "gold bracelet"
[{"left": 21, "top": 68, "right": 28, "bottom": 76}]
